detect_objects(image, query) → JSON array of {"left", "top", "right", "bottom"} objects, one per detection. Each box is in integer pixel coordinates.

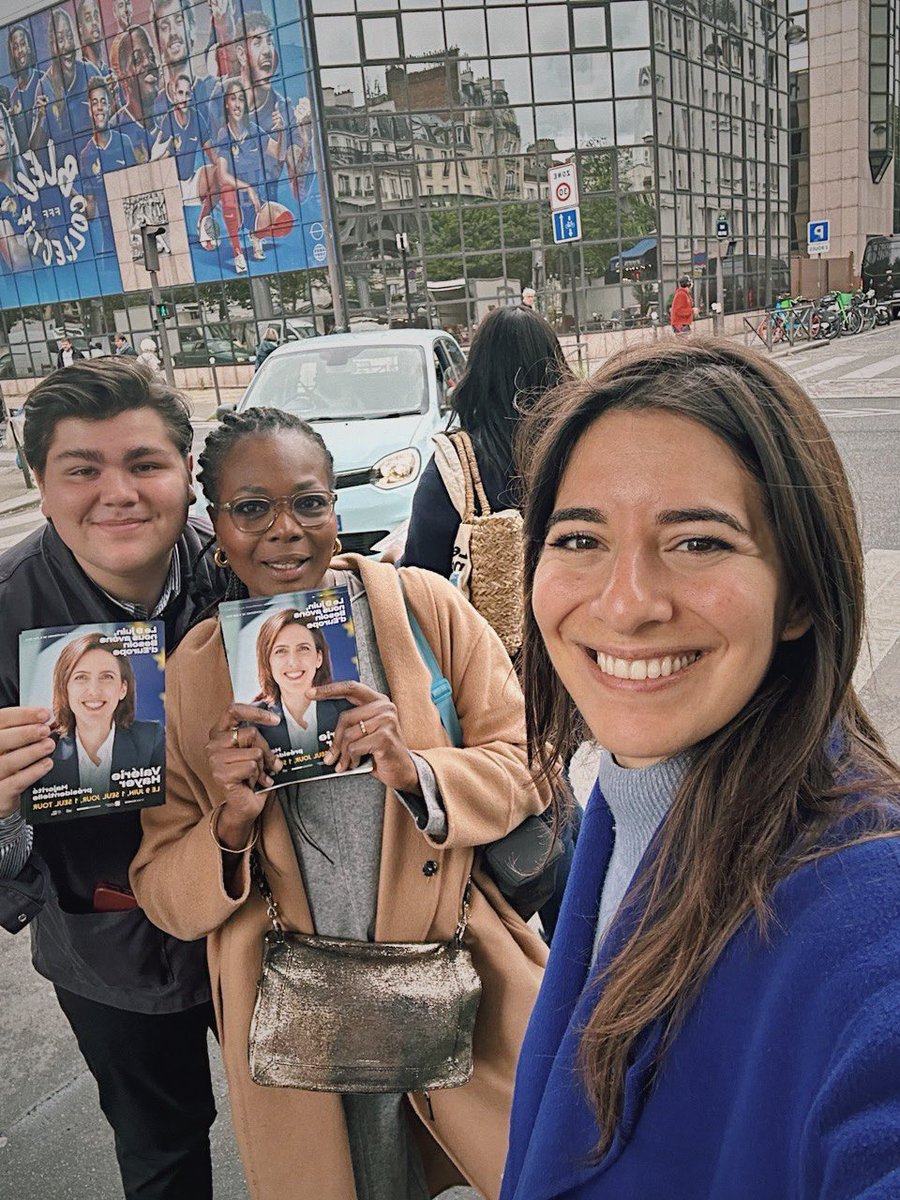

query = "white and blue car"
[{"left": 232, "top": 330, "right": 467, "bottom": 554}]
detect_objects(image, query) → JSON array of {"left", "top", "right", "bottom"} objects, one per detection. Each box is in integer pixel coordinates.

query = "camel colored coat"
[{"left": 131, "top": 557, "right": 552, "bottom": 1200}]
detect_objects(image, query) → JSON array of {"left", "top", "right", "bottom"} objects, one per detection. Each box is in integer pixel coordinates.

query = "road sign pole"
[
  {"left": 147, "top": 268, "right": 176, "bottom": 386},
  {"left": 568, "top": 243, "right": 583, "bottom": 370}
]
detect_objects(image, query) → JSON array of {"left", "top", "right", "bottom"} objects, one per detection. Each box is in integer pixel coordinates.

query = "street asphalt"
[{"left": 1, "top": 329, "right": 898, "bottom": 1197}]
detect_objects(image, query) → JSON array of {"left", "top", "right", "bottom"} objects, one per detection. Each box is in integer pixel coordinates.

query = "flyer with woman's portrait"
[
  {"left": 219, "top": 586, "right": 371, "bottom": 787},
  {"left": 18, "top": 620, "right": 165, "bottom": 824}
]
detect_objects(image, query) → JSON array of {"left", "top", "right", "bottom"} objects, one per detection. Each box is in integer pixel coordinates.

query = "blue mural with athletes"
[{"left": 0, "top": 0, "right": 322, "bottom": 310}]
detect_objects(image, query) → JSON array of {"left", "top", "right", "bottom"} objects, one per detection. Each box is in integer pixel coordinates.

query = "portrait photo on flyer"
[
  {"left": 18, "top": 620, "right": 166, "bottom": 824},
  {"left": 219, "top": 585, "right": 371, "bottom": 788}
]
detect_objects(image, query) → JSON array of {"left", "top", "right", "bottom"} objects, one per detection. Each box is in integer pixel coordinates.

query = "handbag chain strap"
[
  {"left": 251, "top": 850, "right": 472, "bottom": 947},
  {"left": 251, "top": 850, "right": 285, "bottom": 939}
]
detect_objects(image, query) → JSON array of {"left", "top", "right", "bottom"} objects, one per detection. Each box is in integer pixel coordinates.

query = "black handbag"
[{"left": 402, "top": 587, "right": 563, "bottom": 920}]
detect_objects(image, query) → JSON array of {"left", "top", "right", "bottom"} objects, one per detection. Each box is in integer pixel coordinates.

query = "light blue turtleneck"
[{"left": 591, "top": 750, "right": 689, "bottom": 963}]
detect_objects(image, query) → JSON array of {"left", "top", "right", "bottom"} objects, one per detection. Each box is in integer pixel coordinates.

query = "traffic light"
[
  {"left": 157, "top": 302, "right": 169, "bottom": 320},
  {"left": 140, "top": 225, "right": 166, "bottom": 273}
]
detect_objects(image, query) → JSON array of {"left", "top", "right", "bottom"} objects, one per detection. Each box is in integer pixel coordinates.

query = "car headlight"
[{"left": 370, "top": 448, "right": 421, "bottom": 490}]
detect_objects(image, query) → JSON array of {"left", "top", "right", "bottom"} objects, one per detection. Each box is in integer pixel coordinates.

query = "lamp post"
[{"left": 762, "top": 13, "right": 807, "bottom": 344}]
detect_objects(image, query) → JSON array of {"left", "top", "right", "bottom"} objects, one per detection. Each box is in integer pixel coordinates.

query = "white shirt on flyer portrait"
[
  {"left": 283, "top": 702, "right": 320, "bottom": 756},
  {"left": 76, "top": 725, "right": 115, "bottom": 795}
]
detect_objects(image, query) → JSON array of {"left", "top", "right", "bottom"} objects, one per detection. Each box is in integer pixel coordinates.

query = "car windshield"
[{"left": 244, "top": 343, "right": 429, "bottom": 420}]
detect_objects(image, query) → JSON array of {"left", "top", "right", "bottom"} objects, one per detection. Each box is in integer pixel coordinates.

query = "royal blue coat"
[{"left": 501, "top": 783, "right": 900, "bottom": 1200}]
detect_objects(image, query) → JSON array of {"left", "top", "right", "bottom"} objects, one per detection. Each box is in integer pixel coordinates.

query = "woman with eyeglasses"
[{"left": 130, "top": 407, "right": 554, "bottom": 1200}]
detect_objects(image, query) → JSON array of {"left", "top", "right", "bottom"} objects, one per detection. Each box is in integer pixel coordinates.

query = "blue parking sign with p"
[{"left": 808, "top": 220, "right": 829, "bottom": 245}]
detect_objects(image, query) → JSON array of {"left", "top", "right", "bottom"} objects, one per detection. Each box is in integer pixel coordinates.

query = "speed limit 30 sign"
[{"left": 548, "top": 164, "right": 580, "bottom": 212}]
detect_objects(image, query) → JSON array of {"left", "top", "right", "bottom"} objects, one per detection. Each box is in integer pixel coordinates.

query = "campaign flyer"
[
  {"left": 219, "top": 586, "right": 371, "bottom": 787},
  {"left": 18, "top": 621, "right": 165, "bottom": 824}
]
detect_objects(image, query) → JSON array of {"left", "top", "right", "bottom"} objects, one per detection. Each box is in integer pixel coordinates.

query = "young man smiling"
[{"left": 0, "top": 359, "right": 224, "bottom": 1199}]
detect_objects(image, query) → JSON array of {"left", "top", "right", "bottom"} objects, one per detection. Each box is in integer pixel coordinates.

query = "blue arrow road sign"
[
  {"left": 552, "top": 207, "right": 582, "bottom": 244},
  {"left": 807, "top": 220, "right": 830, "bottom": 245}
]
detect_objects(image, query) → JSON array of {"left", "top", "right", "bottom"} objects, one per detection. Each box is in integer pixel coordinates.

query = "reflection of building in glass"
[{"left": 312, "top": 0, "right": 793, "bottom": 333}]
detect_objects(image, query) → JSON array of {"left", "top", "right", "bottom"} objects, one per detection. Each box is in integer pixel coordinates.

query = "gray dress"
[{"left": 277, "top": 570, "right": 430, "bottom": 1200}]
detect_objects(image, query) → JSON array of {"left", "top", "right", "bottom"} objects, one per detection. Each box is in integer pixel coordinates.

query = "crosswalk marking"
[
  {"left": 820, "top": 407, "right": 900, "bottom": 418},
  {"left": 792, "top": 354, "right": 861, "bottom": 380},
  {"left": 0, "top": 509, "right": 43, "bottom": 553},
  {"left": 846, "top": 353, "right": 900, "bottom": 380},
  {"left": 855, "top": 550, "right": 900, "bottom": 692}
]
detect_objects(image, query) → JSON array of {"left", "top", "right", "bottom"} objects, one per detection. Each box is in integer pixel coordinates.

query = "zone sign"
[{"left": 548, "top": 164, "right": 580, "bottom": 212}]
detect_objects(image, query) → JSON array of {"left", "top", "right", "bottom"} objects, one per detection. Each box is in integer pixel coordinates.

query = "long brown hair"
[
  {"left": 51, "top": 633, "right": 136, "bottom": 737},
  {"left": 519, "top": 337, "right": 900, "bottom": 1154},
  {"left": 255, "top": 610, "right": 333, "bottom": 705}
]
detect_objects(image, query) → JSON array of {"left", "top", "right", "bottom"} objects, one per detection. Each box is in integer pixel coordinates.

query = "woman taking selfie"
[
  {"left": 130, "top": 407, "right": 552, "bottom": 1200},
  {"left": 501, "top": 340, "right": 900, "bottom": 1199}
]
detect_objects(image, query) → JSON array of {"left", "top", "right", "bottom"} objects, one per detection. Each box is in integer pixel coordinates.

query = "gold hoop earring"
[
  {"left": 214, "top": 546, "right": 229, "bottom": 568},
  {"left": 332, "top": 537, "right": 343, "bottom": 556}
]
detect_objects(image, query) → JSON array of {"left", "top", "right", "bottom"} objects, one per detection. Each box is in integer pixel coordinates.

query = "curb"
[
  {"left": 769, "top": 338, "right": 832, "bottom": 360},
  {"left": 0, "top": 490, "right": 41, "bottom": 518}
]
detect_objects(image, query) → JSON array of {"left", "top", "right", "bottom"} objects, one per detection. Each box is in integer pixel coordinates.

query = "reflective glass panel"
[{"left": 573, "top": 50, "right": 611, "bottom": 100}]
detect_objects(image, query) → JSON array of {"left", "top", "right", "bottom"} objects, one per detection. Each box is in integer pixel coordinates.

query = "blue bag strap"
[{"left": 400, "top": 581, "right": 463, "bottom": 749}]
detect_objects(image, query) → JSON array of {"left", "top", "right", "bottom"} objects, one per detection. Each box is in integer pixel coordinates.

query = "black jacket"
[
  {"left": 0, "top": 519, "right": 225, "bottom": 1013},
  {"left": 42, "top": 720, "right": 165, "bottom": 792},
  {"left": 254, "top": 337, "right": 279, "bottom": 370},
  {"left": 401, "top": 443, "right": 517, "bottom": 578},
  {"left": 55, "top": 348, "right": 85, "bottom": 368},
  {"left": 256, "top": 697, "right": 353, "bottom": 780}
]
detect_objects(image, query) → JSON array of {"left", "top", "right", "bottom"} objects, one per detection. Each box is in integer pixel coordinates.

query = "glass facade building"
[
  {"left": 312, "top": 0, "right": 791, "bottom": 334},
  {"left": 0, "top": 0, "right": 792, "bottom": 381}
]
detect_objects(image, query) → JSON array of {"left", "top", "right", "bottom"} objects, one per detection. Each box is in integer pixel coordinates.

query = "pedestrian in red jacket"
[{"left": 670, "top": 276, "right": 695, "bottom": 334}]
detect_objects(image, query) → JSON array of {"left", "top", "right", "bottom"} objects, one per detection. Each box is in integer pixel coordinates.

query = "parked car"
[
  {"left": 861, "top": 235, "right": 900, "bottom": 317},
  {"left": 225, "top": 330, "right": 467, "bottom": 555},
  {"left": 254, "top": 317, "right": 318, "bottom": 344},
  {"left": 173, "top": 331, "right": 253, "bottom": 367}
]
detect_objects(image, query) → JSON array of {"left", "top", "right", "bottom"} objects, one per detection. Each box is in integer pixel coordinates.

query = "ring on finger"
[
  {"left": 231, "top": 726, "right": 241, "bottom": 748},
  {"left": 358, "top": 719, "right": 368, "bottom": 737}
]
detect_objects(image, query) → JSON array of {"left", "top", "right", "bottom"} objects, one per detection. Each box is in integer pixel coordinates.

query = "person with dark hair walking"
[
  {"left": 402, "top": 304, "right": 572, "bottom": 578},
  {"left": 402, "top": 303, "right": 576, "bottom": 939},
  {"left": 669, "top": 275, "right": 695, "bottom": 334},
  {"left": 502, "top": 338, "right": 900, "bottom": 1200},
  {"left": 0, "top": 358, "right": 225, "bottom": 1199},
  {"left": 130, "top": 405, "right": 554, "bottom": 1200}
]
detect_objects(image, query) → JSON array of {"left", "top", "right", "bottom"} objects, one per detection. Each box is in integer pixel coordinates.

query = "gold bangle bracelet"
[{"left": 209, "top": 803, "right": 260, "bottom": 854}]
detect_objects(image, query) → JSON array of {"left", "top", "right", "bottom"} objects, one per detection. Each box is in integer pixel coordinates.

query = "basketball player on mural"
[
  {"left": 151, "top": 0, "right": 227, "bottom": 143},
  {"left": 236, "top": 11, "right": 287, "bottom": 170},
  {"left": 110, "top": 26, "right": 168, "bottom": 165},
  {"left": 75, "top": 0, "right": 111, "bottom": 76},
  {"left": 80, "top": 77, "right": 136, "bottom": 256},
  {"left": 209, "top": 77, "right": 283, "bottom": 273},
  {"left": 7, "top": 24, "right": 41, "bottom": 154},
  {"left": 0, "top": 102, "right": 28, "bottom": 272},
  {"left": 111, "top": 0, "right": 135, "bottom": 36},
  {"left": 31, "top": 9, "right": 102, "bottom": 155},
  {"left": 155, "top": 70, "right": 245, "bottom": 254}
]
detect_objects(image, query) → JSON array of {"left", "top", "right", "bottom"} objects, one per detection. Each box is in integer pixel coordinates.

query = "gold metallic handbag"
[{"left": 248, "top": 853, "right": 482, "bottom": 1093}]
